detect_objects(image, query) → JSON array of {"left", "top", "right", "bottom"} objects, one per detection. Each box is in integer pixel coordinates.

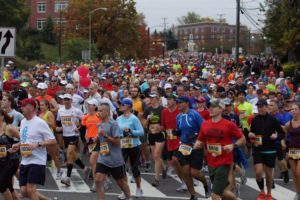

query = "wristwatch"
[{"left": 38, "top": 142, "right": 42, "bottom": 147}]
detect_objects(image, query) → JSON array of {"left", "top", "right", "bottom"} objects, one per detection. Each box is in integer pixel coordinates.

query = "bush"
[{"left": 282, "top": 62, "right": 300, "bottom": 77}]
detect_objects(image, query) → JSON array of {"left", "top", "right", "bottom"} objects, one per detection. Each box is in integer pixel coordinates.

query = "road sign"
[{"left": 0, "top": 27, "right": 15, "bottom": 57}]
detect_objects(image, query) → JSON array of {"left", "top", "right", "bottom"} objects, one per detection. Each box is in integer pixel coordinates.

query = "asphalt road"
[{"left": 6, "top": 157, "right": 296, "bottom": 200}]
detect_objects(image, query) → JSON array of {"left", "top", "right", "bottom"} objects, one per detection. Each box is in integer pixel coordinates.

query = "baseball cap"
[
  {"left": 164, "top": 83, "right": 172, "bottom": 90},
  {"left": 196, "top": 97, "right": 206, "bottom": 103},
  {"left": 166, "top": 94, "right": 177, "bottom": 100},
  {"left": 66, "top": 84, "right": 75, "bottom": 89},
  {"left": 83, "top": 89, "right": 89, "bottom": 93},
  {"left": 167, "top": 77, "right": 174, "bottom": 81},
  {"left": 20, "top": 98, "right": 37, "bottom": 108},
  {"left": 63, "top": 94, "right": 72, "bottom": 99},
  {"left": 37, "top": 82, "right": 48, "bottom": 89},
  {"left": 149, "top": 93, "right": 158, "bottom": 98},
  {"left": 10, "top": 79, "right": 19, "bottom": 84},
  {"left": 256, "top": 99, "right": 268, "bottom": 106},
  {"left": 176, "top": 96, "right": 190, "bottom": 103},
  {"left": 201, "top": 88, "right": 208, "bottom": 93},
  {"left": 180, "top": 77, "right": 188, "bottom": 83},
  {"left": 86, "top": 99, "right": 98, "bottom": 106},
  {"left": 223, "top": 98, "right": 232, "bottom": 106},
  {"left": 121, "top": 98, "right": 133, "bottom": 108},
  {"left": 210, "top": 98, "right": 225, "bottom": 109},
  {"left": 60, "top": 80, "right": 68, "bottom": 86},
  {"left": 229, "top": 80, "right": 236, "bottom": 85}
]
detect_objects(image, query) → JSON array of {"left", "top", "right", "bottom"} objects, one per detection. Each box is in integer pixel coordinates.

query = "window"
[
  {"left": 55, "top": 2, "right": 68, "bottom": 12},
  {"left": 37, "top": 19, "right": 46, "bottom": 30},
  {"left": 54, "top": 18, "right": 66, "bottom": 24},
  {"left": 37, "top": 3, "right": 46, "bottom": 13}
]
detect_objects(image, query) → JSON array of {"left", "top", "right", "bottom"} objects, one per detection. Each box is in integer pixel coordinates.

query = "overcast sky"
[{"left": 135, "top": 0, "right": 265, "bottom": 33}]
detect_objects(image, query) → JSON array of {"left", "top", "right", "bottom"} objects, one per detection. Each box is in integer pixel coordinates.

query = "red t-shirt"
[
  {"left": 47, "top": 86, "right": 61, "bottom": 98},
  {"left": 161, "top": 107, "right": 180, "bottom": 151},
  {"left": 198, "top": 109, "right": 211, "bottom": 120},
  {"left": 198, "top": 118, "right": 243, "bottom": 167}
]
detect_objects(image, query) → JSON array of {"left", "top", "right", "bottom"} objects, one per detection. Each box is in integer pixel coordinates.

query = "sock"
[
  {"left": 75, "top": 158, "right": 85, "bottom": 169},
  {"left": 256, "top": 178, "right": 264, "bottom": 190},
  {"left": 67, "top": 164, "right": 73, "bottom": 177}
]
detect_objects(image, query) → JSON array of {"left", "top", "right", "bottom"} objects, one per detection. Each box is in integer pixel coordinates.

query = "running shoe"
[
  {"left": 83, "top": 167, "right": 91, "bottom": 181},
  {"left": 104, "top": 178, "right": 112, "bottom": 190},
  {"left": 272, "top": 180, "right": 275, "bottom": 189},
  {"left": 293, "top": 193, "right": 300, "bottom": 200},
  {"left": 176, "top": 182, "right": 188, "bottom": 192},
  {"left": 235, "top": 183, "right": 241, "bottom": 198},
  {"left": 151, "top": 179, "right": 159, "bottom": 187},
  {"left": 257, "top": 192, "right": 266, "bottom": 200},
  {"left": 283, "top": 171, "right": 290, "bottom": 183},
  {"left": 118, "top": 192, "right": 126, "bottom": 200},
  {"left": 190, "top": 195, "right": 200, "bottom": 200},
  {"left": 240, "top": 174, "right": 247, "bottom": 185},
  {"left": 56, "top": 171, "right": 63, "bottom": 180},
  {"left": 266, "top": 194, "right": 274, "bottom": 200},
  {"left": 90, "top": 183, "right": 96, "bottom": 193},
  {"left": 136, "top": 188, "right": 143, "bottom": 197},
  {"left": 130, "top": 176, "right": 135, "bottom": 183},
  {"left": 61, "top": 177, "right": 71, "bottom": 187}
]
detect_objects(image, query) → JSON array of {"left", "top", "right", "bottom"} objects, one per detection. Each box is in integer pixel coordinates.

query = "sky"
[{"left": 135, "top": 0, "right": 265, "bottom": 33}]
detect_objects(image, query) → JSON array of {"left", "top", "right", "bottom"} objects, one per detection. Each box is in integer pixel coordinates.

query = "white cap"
[
  {"left": 83, "top": 89, "right": 89, "bottom": 93},
  {"left": 180, "top": 77, "right": 188, "bottom": 82},
  {"left": 60, "top": 80, "right": 68, "bottom": 85},
  {"left": 229, "top": 80, "right": 236, "bottom": 85},
  {"left": 63, "top": 94, "right": 72, "bottom": 99},
  {"left": 86, "top": 99, "right": 98, "bottom": 106},
  {"left": 7, "top": 60, "right": 14, "bottom": 64},
  {"left": 167, "top": 77, "right": 174, "bottom": 81},
  {"left": 66, "top": 83, "right": 75, "bottom": 89},
  {"left": 37, "top": 82, "right": 48, "bottom": 90},
  {"left": 58, "top": 94, "right": 64, "bottom": 99},
  {"left": 247, "top": 81, "right": 253, "bottom": 85},
  {"left": 164, "top": 83, "right": 172, "bottom": 89}
]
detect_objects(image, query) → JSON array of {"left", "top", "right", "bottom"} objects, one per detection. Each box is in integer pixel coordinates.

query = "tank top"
[
  {"left": 289, "top": 121, "right": 300, "bottom": 149},
  {"left": 0, "top": 127, "right": 20, "bottom": 162},
  {"left": 40, "top": 111, "right": 54, "bottom": 132}
]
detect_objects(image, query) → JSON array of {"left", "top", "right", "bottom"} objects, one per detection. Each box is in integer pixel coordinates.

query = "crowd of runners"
[{"left": 0, "top": 53, "right": 300, "bottom": 200}]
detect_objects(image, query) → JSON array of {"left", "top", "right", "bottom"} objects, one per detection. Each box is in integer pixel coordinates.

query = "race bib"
[
  {"left": 100, "top": 142, "right": 110, "bottom": 155},
  {"left": 61, "top": 116, "right": 72, "bottom": 126},
  {"left": 207, "top": 143, "right": 222, "bottom": 157},
  {"left": 288, "top": 148, "right": 300, "bottom": 159},
  {"left": 88, "top": 143, "right": 97, "bottom": 153},
  {"left": 20, "top": 144, "right": 32, "bottom": 157},
  {"left": 255, "top": 135, "right": 263, "bottom": 146},
  {"left": 0, "top": 145, "right": 7, "bottom": 158},
  {"left": 120, "top": 137, "right": 134, "bottom": 149},
  {"left": 166, "top": 129, "right": 177, "bottom": 140},
  {"left": 178, "top": 143, "right": 193, "bottom": 156}
]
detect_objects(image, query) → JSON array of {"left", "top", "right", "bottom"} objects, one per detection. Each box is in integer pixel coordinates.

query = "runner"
[
  {"left": 81, "top": 98, "right": 101, "bottom": 192},
  {"left": 94, "top": 102, "right": 132, "bottom": 200},
  {"left": 143, "top": 93, "right": 167, "bottom": 187},
  {"left": 284, "top": 103, "right": 300, "bottom": 200},
  {"left": 56, "top": 94, "right": 90, "bottom": 186},
  {"left": 194, "top": 98, "right": 245, "bottom": 200},
  {"left": 175, "top": 96, "right": 211, "bottom": 200},
  {"left": 0, "top": 109, "right": 20, "bottom": 200},
  {"left": 161, "top": 94, "right": 187, "bottom": 192},
  {"left": 38, "top": 99, "right": 62, "bottom": 180},
  {"left": 248, "top": 99, "right": 285, "bottom": 200},
  {"left": 117, "top": 98, "right": 144, "bottom": 198},
  {"left": 36, "top": 82, "right": 59, "bottom": 113},
  {"left": 1, "top": 94, "right": 24, "bottom": 126},
  {"left": 15, "top": 98, "right": 56, "bottom": 200}
]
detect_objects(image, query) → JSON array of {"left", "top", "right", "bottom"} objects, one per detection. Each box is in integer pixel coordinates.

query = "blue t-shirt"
[
  {"left": 274, "top": 112, "right": 292, "bottom": 126},
  {"left": 176, "top": 109, "right": 203, "bottom": 146}
]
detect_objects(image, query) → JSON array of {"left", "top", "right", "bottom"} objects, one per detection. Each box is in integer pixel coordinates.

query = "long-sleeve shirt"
[
  {"left": 116, "top": 114, "right": 144, "bottom": 148},
  {"left": 250, "top": 113, "right": 285, "bottom": 153}
]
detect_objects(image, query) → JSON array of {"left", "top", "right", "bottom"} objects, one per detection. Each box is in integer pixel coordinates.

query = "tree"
[
  {"left": 64, "top": 0, "right": 141, "bottom": 59},
  {"left": 63, "top": 38, "right": 98, "bottom": 61},
  {"left": 0, "top": 0, "right": 30, "bottom": 30},
  {"left": 41, "top": 17, "right": 56, "bottom": 44},
  {"left": 263, "top": 0, "right": 300, "bottom": 62},
  {"left": 177, "top": 12, "right": 215, "bottom": 25}
]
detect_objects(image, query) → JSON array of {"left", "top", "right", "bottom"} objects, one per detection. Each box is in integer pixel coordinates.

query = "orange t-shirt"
[
  {"left": 82, "top": 113, "right": 101, "bottom": 138},
  {"left": 36, "top": 95, "right": 53, "bottom": 102}
]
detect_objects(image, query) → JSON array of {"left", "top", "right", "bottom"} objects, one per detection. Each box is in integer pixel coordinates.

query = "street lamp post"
[{"left": 88, "top": 7, "right": 107, "bottom": 60}]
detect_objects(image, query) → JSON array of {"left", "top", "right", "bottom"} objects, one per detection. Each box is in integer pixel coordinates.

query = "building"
[
  {"left": 27, "top": 0, "right": 69, "bottom": 30},
  {"left": 177, "top": 22, "right": 250, "bottom": 53}
]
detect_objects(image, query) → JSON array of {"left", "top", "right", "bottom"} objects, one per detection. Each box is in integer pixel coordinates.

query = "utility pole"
[
  {"left": 162, "top": 17, "right": 167, "bottom": 59},
  {"left": 235, "top": 0, "right": 240, "bottom": 66},
  {"left": 217, "top": 13, "right": 225, "bottom": 54},
  {"left": 58, "top": 9, "right": 62, "bottom": 64}
]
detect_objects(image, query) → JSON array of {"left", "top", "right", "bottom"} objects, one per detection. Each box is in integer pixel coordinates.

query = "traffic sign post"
[{"left": 0, "top": 27, "right": 16, "bottom": 91}]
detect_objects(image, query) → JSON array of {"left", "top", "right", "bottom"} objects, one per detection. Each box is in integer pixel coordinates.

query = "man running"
[
  {"left": 194, "top": 98, "right": 245, "bottom": 200},
  {"left": 95, "top": 102, "right": 132, "bottom": 200}
]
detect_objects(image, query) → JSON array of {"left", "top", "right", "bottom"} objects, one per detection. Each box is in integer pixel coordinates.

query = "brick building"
[
  {"left": 177, "top": 22, "right": 250, "bottom": 53},
  {"left": 27, "top": 0, "right": 68, "bottom": 30}
]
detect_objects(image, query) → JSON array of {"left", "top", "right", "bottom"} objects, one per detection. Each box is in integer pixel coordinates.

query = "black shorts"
[
  {"left": 96, "top": 163, "right": 126, "bottom": 180},
  {"left": 275, "top": 142, "right": 285, "bottom": 160},
  {"left": 19, "top": 164, "right": 46, "bottom": 186},
  {"left": 87, "top": 139, "right": 100, "bottom": 152},
  {"left": 253, "top": 152, "right": 276, "bottom": 168},
  {"left": 148, "top": 133, "right": 165, "bottom": 146},
  {"left": 167, "top": 149, "right": 179, "bottom": 161},
  {"left": 0, "top": 160, "right": 19, "bottom": 193},
  {"left": 177, "top": 149, "right": 204, "bottom": 170},
  {"left": 63, "top": 136, "right": 79, "bottom": 148}
]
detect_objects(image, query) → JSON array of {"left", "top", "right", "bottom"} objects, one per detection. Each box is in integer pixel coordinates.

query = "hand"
[
  {"left": 281, "top": 140, "right": 287, "bottom": 150},
  {"left": 147, "top": 114, "right": 153, "bottom": 120},
  {"left": 10, "top": 143, "right": 20, "bottom": 152},
  {"left": 248, "top": 132, "right": 256, "bottom": 139},
  {"left": 270, "top": 133, "right": 278, "bottom": 140},
  {"left": 223, "top": 144, "right": 234, "bottom": 153},
  {"left": 193, "top": 140, "right": 201, "bottom": 149},
  {"left": 28, "top": 143, "right": 39, "bottom": 150}
]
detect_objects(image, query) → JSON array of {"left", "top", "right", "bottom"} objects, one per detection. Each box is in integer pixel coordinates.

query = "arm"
[
  {"left": 7, "top": 125, "right": 20, "bottom": 138},
  {"left": 47, "top": 112, "right": 56, "bottom": 130},
  {"left": 49, "top": 98, "right": 59, "bottom": 113},
  {"left": 131, "top": 116, "right": 144, "bottom": 137}
]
